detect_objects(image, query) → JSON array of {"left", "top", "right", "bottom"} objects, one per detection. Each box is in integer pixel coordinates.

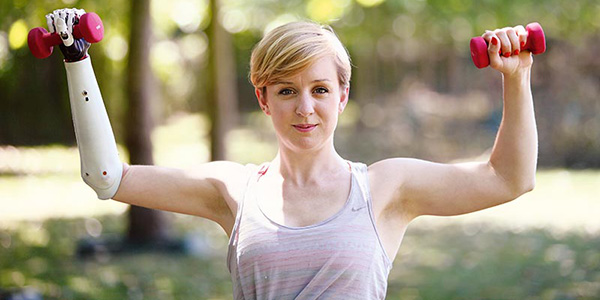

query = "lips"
[{"left": 292, "top": 124, "right": 318, "bottom": 132}]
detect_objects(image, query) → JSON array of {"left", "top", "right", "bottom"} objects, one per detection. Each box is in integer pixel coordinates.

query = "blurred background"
[{"left": 1, "top": 0, "right": 599, "bottom": 299}]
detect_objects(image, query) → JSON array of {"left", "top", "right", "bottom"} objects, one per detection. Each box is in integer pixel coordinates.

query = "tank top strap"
[
  {"left": 227, "top": 163, "right": 266, "bottom": 272},
  {"left": 348, "top": 161, "right": 393, "bottom": 268},
  {"left": 348, "top": 161, "right": 371, "bottom": 207}
]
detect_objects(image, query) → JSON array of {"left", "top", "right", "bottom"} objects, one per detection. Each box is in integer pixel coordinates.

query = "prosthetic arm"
[
  {"left": 65, "top": 58, "right": 123, "bottom": 199},
  {"left": 44, "top": 9, "right": 122, "bottom": 199}
]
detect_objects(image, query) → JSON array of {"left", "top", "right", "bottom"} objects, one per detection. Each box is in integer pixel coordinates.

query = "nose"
[{"left": 295, "top": 93, "right": 314, "bottom": 117}]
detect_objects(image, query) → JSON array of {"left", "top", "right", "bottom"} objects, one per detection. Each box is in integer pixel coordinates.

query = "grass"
[
  {"left": 0, "top": 215, "right": 233, "bottom": 299},
  {"left": 391, "top": 224, "right": 600, "bottom": 299},
  {"left": 1, "top": 113, "right": 600, "bottom": 299},
  {"left": 2, "top": 215, "right": 599, "bottom": 299}
]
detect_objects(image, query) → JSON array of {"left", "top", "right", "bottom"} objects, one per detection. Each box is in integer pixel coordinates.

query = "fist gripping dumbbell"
[
  {"left": 470, "top": 22, "right": 546, "bottom": 69},
  {"left": 28, "top": 11, "right": 104, "bottom": 59}
]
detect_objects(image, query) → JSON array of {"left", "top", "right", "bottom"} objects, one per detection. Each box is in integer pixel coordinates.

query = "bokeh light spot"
[
  {"left": 9, "top": 20, "right": 28, "bottom": 50},
  {"left": 356, "top": 0, "right": 384, "bottom": 8}
]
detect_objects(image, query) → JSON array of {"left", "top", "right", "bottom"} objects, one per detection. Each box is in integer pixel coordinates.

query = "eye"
[
  {"left": 278, "top": 88, "right": 295, "bottom": 96},
  {"left": 314, "top": 87, "right": 329, "bottom": 94}
]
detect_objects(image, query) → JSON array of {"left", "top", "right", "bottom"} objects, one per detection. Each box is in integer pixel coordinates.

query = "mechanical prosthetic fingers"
[
  {"left": 46, "top": 8, "right": 85, "bottom": 46},
  {"left": 44, "top": 8, "right": 90, "bottom": 62},
  {"left": 65, "top": 57, "right": 123, "bottom": 199}
]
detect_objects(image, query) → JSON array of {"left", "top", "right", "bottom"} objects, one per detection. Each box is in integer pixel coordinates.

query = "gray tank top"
[{"left": 227, "top": 162, "right": 392, "bottom": 299}]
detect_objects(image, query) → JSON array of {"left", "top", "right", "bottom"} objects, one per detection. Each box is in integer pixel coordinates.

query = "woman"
[{"left": 52, "top": 8, "right": 537, "bottom": 299}]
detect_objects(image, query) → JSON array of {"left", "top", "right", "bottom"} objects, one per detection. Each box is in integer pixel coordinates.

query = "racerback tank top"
[{"left": 227, "top": 162, "right": 392, "bottom": 299}]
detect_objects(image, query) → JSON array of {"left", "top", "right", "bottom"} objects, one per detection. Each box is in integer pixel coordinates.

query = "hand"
[
  {"left": 46, "top": 8, "right": 91, "bottom": 62},
  {"left": 482, "top": 26, "right": 533, "bottom": 76}
]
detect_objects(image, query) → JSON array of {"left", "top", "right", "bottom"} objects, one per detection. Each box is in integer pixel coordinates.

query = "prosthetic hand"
[
  {"left": 45, "top": 9, "right": 122, "bottom": 199},
  {"left": 45, "top": 9, "right": 91, "bottom": 62}
]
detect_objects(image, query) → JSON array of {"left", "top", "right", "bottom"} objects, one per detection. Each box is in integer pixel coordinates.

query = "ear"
[
  {"left": 255, "top": 87, "right": 271, "bottom": 115},
  {"left": 338, "top": 86, "right": 349, "bottom": 114}
]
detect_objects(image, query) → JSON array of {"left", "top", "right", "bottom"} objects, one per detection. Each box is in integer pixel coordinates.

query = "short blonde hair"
[{"left": 249, "top": 21, "right": 351, "bottom": 89}]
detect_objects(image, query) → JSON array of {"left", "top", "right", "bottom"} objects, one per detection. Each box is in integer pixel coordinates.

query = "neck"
[{"left": 270, "top": 143, "right": 348, "bottom": 186}]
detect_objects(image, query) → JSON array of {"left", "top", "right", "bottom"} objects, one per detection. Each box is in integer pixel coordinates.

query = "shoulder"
[
  {"left": 193, "top": 161, "right": 263, "bottom": 219},
  {"left": 367, "top": 158, "right": 409, "bottom": 196},
  {"left": 192, "top": 161, "right": 257, "bottom": 179},
  {"left": 366, "top": 158, "right": 426, "bottom": 219},
  {"left": 164, "top": 161, "right": 258, "bottom": 211},
  {"left": 367, "top": 157, "right": 420, "bottom": 184},
  {"left": 189, "top": 161, "right": 259, "bottom": 193}
]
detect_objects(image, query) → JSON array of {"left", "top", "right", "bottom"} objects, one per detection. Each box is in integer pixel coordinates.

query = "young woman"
[{"left": 52, "top": 8, "right": 537, "bottom": 299}]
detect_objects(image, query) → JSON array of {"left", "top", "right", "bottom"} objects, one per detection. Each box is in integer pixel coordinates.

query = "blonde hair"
[{"left": 250, "top": 21, "right": 351, "bottom": 90}]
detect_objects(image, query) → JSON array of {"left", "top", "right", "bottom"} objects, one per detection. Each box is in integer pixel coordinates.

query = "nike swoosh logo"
[{"left": 352, "top": 206, "right": 367, "bottom": 212}]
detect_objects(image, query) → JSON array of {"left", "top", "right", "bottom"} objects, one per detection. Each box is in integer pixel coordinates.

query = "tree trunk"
[
  {"left": 206, "top": 0, "right": 238, "bottom": 161},
  {"left": 125, "top": 0, "right": 169, "bottom": 244}
]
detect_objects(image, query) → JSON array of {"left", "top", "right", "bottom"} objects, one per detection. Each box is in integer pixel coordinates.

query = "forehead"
[{"left": 274, "top": 56, "right": 338, "bottom": 85}]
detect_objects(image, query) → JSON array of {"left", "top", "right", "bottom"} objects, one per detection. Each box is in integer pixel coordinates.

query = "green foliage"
[{"left": 1, "top": 0, "right": 600, "bottom": 165}]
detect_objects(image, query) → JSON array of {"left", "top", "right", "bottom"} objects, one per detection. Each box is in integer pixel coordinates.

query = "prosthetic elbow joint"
[{"left": 81, "top": 159, "right": 123, "bottom": 200}]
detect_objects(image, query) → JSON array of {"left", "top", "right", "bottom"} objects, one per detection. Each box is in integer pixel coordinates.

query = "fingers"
[
  {"left": 515, "top": 25, "right": 527, "bottom": 50},
  {"left": 484, "top": 32, "right": 502, "bottom": 69},
  {"left": 505, "top": 28, "right": 520, "bottom": 56},
  {"left": 65, "top": 10, "right": 75, "bottom": 30},
  {"left": 74, "top": 8, "right": 87, "bottom": 19},
  {"left": 479, "top": 24, "right": 534, "bottom": 73},
  {"left": 45, "top": 8, "right": 85, "bottom": 33},
  {"left": 45, "top": 13, "right": 55, "bottom": 33},
  {"left": 55, "top": 10, "right": 74, "bottom": 47},
  {"left": 45, "top": 8, "right": 85, "bottom": 47},
  {"left": 495, "top": 28, "right": 516, "bottom": 58},
  {"left": 41, "top": 8, "right": 91, "bottom": 61},
  {"left": 482, "top": 25, "right": 528, "bottom": 67}
]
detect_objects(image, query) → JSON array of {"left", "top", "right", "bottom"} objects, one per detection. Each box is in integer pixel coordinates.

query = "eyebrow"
[{"left": 273, "top": 79, "right": 331, "bottom": 85}]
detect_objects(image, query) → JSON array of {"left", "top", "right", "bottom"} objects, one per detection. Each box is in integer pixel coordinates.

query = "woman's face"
[{"left": 256, "top": 56, "right": 349, "bottom": 153}]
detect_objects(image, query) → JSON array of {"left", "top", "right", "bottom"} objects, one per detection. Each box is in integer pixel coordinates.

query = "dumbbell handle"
[
  {"left": 28, "top": 12, "right": 103, "bottom": 59},
  {"left": 470, "top": 22, "right": 546, "bottom": 69}
]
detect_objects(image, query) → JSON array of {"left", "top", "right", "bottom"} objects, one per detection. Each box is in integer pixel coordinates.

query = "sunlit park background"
[{"left": 1, "top": 0, "right": 600, "bottom": 298}]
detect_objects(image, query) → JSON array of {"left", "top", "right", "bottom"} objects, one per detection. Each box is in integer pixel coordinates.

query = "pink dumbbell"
[
  {"left": 470, "top": 22, "right": 546, "bottom": 69},
  {"left": 28, "top": 12, "right": 104, "bottom": 59}
]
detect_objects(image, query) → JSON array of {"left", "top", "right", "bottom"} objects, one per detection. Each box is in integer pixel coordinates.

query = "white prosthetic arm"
[
  {"left": 65, "top": 59, "right": 123, "bottom": 199},
  {"left": 50, "top": 9, "right": 123, "bottom": 199}
]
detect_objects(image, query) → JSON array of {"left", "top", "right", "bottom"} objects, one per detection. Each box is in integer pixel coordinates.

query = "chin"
[
  {"left": 287, "top": 136, "right": 334, "bottom": 153},
  {"left": 276, "top": 127, "right": 335, "bottom": 152},
  {"left": 286, "top": 140, "right": 318, "bottom": 152}
]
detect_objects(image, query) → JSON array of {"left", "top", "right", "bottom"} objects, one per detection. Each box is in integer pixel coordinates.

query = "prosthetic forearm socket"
[{"left": 65, "top": 57, "right": 122, "bottom": 199}]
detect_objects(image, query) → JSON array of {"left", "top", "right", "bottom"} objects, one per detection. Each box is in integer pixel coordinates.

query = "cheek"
[
  {"left": 270, "top": 103, "right": 292, "bottom": 117},
  {"left": 268, "top": 105, "right": 292, "bottom": 128},
  {"left": 315, "top": 104, "right": 340, "bottom": 129},
  {"left": 322, "top": 99, "right": 342, "bottom": 117}
]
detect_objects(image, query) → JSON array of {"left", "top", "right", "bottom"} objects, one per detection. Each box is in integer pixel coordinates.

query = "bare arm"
[
  {"left": 114, "top": 161, "right": 250, "bottom": 234},
  {"left": 371, "top": 25, "right": 537, "bottom": 220}
]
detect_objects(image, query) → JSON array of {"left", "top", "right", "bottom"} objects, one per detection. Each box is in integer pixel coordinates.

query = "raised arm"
[
  {"left": 47, "top": 9, "right": 247, "bottom": 233},
  {"left": 370, "top": 25, "right": 538, "bottom": 221},
  {"left": 45, "top": 8, "right": 123, "bottom": 199}
]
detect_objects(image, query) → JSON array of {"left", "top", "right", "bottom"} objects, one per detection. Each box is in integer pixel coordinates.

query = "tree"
[
  {"left": 205, "top": 0, "right": 239, "bottom": 161},
  {"left": 124, "top": 0, "right": 170, "bottom": 245}
]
